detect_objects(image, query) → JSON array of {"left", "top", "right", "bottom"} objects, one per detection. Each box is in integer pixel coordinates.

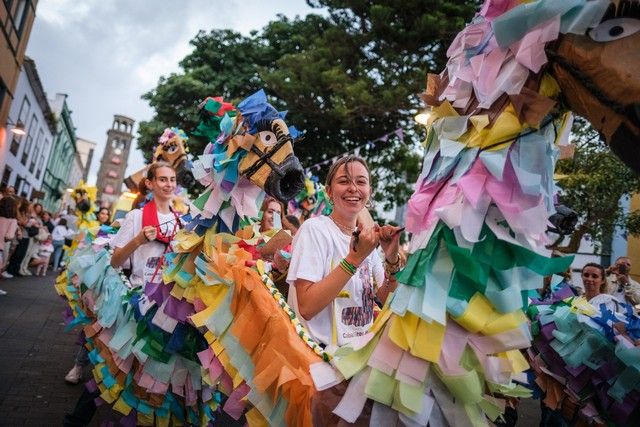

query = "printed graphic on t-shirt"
[
  {"left": 341, "top": 260, "right": 374, "bottom": 327},
  {"left": 143, "top": 256, "right": 162, "bottom": 285}
]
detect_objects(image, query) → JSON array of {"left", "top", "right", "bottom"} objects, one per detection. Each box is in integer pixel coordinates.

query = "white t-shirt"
[
  {"left": 287, "top": 216, "right": 384, "bottom": 347},
  {"left": 111, "top": 209, "right": 178, "bottom": 287}
]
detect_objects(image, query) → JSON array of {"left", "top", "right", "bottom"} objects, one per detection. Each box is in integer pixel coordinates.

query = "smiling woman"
[
  {"left": 109, "top": 161, "right": 182, "bottom": 287},
  {"left": 286, "top": 155, "right": 403, "bottom": 350}
]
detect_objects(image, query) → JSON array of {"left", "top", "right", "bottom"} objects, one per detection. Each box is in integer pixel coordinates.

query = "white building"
[
  {"left": 75, "top": 137, "right": 96, "bottom": 183},
  {"left": 0, "top": 57, "right": 55, "bottom": 199}
]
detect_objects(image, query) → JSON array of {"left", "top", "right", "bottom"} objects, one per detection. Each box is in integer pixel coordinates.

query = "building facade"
[
  {"left": 0, "top": 57, "right": 55, "bottom": 199},
  {"left": 42, "top": 93, "right": 77, "bottom": 212},
  {"left": 75, "top": 137, "right": 97, "bottom": 182},
  {"left": 96, "top": 115, "right": 135, "bottom": 206},
  {"left": 0, "top": 0, "right": 37, "bottom": 164}
]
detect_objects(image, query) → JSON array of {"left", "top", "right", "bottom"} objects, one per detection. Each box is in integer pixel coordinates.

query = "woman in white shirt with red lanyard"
[
  {"left": 287, "top": 155, "right": 403, "bottom": 351},
  {"left": 110, "top": 162, "right": 182, "bottom": 288}
]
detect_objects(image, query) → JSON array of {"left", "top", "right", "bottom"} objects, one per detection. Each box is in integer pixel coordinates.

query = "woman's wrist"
[
  {"left": 345, "top": 253, "right": 363, "bottom": 267},
  {"left": 385, "top": 252, "right": 400, "bottom": 265}
]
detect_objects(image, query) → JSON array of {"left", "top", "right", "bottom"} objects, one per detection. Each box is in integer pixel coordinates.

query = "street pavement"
[
  {"left": 0, "top": 270, "right": 115, "bottom": 426},
  {"left": 0, "top": 270, "right": 541, "bottom": 426}
]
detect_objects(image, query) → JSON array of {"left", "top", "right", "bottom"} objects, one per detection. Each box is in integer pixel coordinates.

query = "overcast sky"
[{"left": 26, "top": 0, "right": 319, "bottom": 185}]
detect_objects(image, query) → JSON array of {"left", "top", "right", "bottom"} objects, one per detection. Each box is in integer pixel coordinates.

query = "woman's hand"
[
  {"left": 137, "top": 226, "right": 157, "bottom": 244},
  {"left": 348, "top": 222, "right": 379, "bottom": 265},
  {"left": 377, "top": 224, "right": 402, "bottom": 263}
]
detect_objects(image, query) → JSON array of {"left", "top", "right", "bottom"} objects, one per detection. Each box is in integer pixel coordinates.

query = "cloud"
[{"left": 26, "top": 0, "right": 320, "bottom": 189}]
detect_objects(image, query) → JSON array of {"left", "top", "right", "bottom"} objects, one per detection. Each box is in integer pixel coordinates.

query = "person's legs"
[
  {"left": 52, "top": 240, "right": 64, "bottom": 270},
  {"left": 62, "top": 386, "right": 99, "bottom": 427},
  {"left": 19, "top": 239, "right": 36, "bottom": 275},
  {"left": 7, "top": 237, "right": 28, "bottom": 275}
]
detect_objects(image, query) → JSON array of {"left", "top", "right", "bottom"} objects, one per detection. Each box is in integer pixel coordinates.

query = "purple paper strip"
[
  {"left": 163, "top": 295, "right": 194, "bottom": 322},
  {"left": 120, "top": 409, "right": 138, "bottom": 427},
  {"left": 541, "top": 322, "right": 556, "bottom": 341}
]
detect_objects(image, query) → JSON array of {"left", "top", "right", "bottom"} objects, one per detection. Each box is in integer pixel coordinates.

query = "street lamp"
[{"left": 6, "top": 118, "right": 26, "bottom": 136}]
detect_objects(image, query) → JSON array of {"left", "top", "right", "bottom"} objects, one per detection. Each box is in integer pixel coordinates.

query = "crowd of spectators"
[{"left": 0, "top": 185, "right": 80, "bottom": 295}]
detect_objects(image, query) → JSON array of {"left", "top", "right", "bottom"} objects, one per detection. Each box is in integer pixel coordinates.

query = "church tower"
[{"left": 96, "top": 115, "right": 135, "bottom": 206}]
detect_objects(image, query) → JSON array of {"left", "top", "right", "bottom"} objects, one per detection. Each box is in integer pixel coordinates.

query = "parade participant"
[
  {"left": 259, "top": 196, "right": 284, "bottom": 233},
  {"left": 110, "top": 162, "right": 181, "bottom": 287},
  {"left": 582, "top": 262, "right": 624, "bottom": 313},
  {"left": 287, "top": 155, "right": 402, "bottom": 348},
  {"left": 64, "top": 162, "right": 181, "bottom": 426},
  {"left": 606, "top": 256, "right": 640, "bottom": 307},
  {"left": 63, "top": 209, "right": 111, "bottom": 384},
  {"left": 96, "top": 207, "right": 111, "bottom": 226}
]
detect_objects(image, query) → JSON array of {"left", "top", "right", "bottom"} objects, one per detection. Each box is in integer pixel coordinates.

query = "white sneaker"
[
  {"left": 0, "top": 289, "right": 6, "bottom": 295},
  {"left": 1, "top": 271, "right": 12, "bottom": 279},
  {"left": 64, "top": 365, "right": 83, "bottom": 384},
  {"left": 20, "top": 269, "right": 32, "bottom": 276}
]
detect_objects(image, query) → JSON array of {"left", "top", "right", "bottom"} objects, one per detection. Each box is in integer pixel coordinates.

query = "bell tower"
[{"left": 96, "top": 114, "right": 135, "bottom": 206}]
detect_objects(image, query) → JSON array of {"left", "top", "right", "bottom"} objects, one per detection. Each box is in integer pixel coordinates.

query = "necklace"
[{"left": 330, "top": 214, "right": 355, "bottom": 235}]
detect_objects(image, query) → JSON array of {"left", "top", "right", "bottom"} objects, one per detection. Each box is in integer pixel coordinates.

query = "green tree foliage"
[
  {"left": 553, "top": 117, "right": 640, "bottom": 253},
  {"left": 137, "top": 1, "right": 478, "bottom": 209}
]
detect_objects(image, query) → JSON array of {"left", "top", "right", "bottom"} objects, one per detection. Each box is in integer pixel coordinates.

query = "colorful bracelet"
[{"left": 340, "top": 258, "right": 357, "bottom": 276}]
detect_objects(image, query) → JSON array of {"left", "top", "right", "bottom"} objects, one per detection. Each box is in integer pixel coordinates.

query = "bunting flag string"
[{"left": 304, "top": 127, "right": 404, "bottom": 172}]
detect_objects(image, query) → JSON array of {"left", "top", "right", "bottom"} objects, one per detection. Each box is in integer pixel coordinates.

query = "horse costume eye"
[
  {"left": 588, "top": 18, "right": 640, "bottom": 42},
  {"left": 258, "top": 131, "right": 277, "bottom": 147}
]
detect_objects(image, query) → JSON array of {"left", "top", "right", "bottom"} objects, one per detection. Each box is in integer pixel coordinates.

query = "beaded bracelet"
[
  {"left": 384, "top": 253, "right": 402, "bottom": 275},
  {"left": 340, "top": 258, "right": 357, "bottom": 276}
]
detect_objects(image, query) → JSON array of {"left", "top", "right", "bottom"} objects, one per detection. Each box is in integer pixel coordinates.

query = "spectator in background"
[
  {"left": 31, "top": 232, "right": 53, "bottom": 276},
  {"left": 6, "top": 199, "right": 36, "bottom": 276},
  {"left": 0, "top": 196, "right": 19, "bottom": 289},
  {"left": 42, "top": 211, "right": 55, "bottom": 233},
  {"left": 606, "top": 256, "right": 640, "bottom": 307},
  {"left": 51, "top": 218, "right": 74, "bottom": 271},
  {"left": 96, "top": 207, "right": 111, "bottom": 226},
  {"left": 18, "top": 202, "right": 44, "bottom": 276}
]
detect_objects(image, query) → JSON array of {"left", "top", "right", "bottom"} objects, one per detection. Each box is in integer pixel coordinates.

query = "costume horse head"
[
  {"left": 123, "top": 127, "right": 195, "bottom": 193},
  {"left": 547, "top": 0, "right": 640, "bottom": 172}
]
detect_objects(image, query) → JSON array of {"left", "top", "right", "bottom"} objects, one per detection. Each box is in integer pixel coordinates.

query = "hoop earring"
[{"left": 365, "top": 199, "right": 374, "bottom": 209}]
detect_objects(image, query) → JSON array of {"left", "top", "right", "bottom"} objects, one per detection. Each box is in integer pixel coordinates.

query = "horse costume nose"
[
  {"left": 264, "top": 155, "right": 305, "bottom": 202},
  {"left": 176, "top": 166, "right": 195, "bottom": 189}
]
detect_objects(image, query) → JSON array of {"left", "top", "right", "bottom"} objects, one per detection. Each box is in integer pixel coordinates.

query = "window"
[
  {"left": 35, "top": 154, "right": 44, "bottom": 179},
  {"left": 29, "top": 145, "right": 39, "bottom": 173},
  {"left": 18, "top": 96, "right": 30, "bottom": 123},
  {"left": 9, "top": 135, "right": 21, "bottom": 155},
  {"left": 21, "top": 114, "right": 38, "bottom": 165},
  {"left": 21, "top": 181, "right": 30, "bottom": 199},
  {"left": 104, "top": 184, "right": 114, "bottom": 194},
  {"left": 14, "top": 175, "right": 24, "bottom": 194},
  {"left": 12, "top": 0, "right": 29, "bottom": 34},
  {"left": 9, "top": 96, "right": 30, "bottom": 156},
  {"left": 111, "top": 156, "right": 121, "bottom": 165},
  {"left": 107, "top": 170, "right": 118, "bottom": 178},
  {"left": 1, "top": 166, "right": 12, "bottom": 187}
]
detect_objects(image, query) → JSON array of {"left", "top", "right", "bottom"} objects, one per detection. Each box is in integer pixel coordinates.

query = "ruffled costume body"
[{"left": 528, "top": 285, "right": 640, "bottom": 426}]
